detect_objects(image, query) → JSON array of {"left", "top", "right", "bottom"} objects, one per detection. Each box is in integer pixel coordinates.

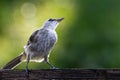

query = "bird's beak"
[{"left": 56, "top": 18, "right": 64, "bottom": 22}]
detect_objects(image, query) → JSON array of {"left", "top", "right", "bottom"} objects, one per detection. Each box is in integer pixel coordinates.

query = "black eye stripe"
[{"left": 48, "top": 19, "right": 55, "bottom": 21}]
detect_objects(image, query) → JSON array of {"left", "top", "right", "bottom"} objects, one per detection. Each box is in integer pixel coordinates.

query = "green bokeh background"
[{"left": 0, "top": 0, "right": 120, "bottom": 69}]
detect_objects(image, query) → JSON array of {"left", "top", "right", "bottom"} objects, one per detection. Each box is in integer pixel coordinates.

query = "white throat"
[{"left": 43, "top": 23, "right": 59, "bottom": 30}]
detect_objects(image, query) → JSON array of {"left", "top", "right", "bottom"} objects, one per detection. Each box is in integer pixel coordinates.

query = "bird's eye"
[{"left": 48, "top": 19, "right": 54, "bottom": 21}]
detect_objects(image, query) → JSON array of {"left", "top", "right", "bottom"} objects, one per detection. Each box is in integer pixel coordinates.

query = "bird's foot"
[
  {"left": 50, "top": 66, "right": 59, "bottom": 69},
  {"left": 25, "top": 67, "right": 29, "bottom": 77}
]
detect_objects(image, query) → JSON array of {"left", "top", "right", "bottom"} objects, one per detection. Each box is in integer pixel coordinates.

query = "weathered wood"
[{"left": 0, "top": 69, "right": 120, "bottom": 80}]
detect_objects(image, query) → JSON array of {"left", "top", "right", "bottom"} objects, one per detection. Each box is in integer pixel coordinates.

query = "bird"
[{"left": 2, "top": 18, "right": 64, "bottom": 75}]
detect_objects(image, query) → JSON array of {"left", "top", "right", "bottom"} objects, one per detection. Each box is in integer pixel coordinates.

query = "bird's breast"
[
  {"left": 24, "top": 29, "right": 58, "bottom": 61},
  {"left": 27, "top": 29, "right": 57, "bottom": 53}
]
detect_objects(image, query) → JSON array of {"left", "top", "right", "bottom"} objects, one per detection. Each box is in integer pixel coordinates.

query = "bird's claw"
[{"left": 25, "top": 66, "right": 29, "bottom": 77}]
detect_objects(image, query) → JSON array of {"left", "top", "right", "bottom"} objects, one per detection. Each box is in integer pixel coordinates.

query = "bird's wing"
[{"left": 26, "top": 30, "right": 39, "bottom": 46}]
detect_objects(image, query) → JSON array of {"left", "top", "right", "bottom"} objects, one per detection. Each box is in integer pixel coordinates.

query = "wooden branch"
[{"left": 1, "top": 69, "right": 120, "bottom": 80}]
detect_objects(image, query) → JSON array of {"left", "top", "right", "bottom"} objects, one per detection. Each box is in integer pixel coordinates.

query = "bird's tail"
[{"left": 2, "top": 52, "right": 26, "bottom": 69}]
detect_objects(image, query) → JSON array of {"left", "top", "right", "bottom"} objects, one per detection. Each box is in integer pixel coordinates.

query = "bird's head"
[{"left": 43, "top": 18, "right": 64, "bottom": 30}]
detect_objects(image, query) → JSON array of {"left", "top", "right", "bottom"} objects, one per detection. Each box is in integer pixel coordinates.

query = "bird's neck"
[{"left": 42, "top": 25, "right": 56, "bottom": 30}]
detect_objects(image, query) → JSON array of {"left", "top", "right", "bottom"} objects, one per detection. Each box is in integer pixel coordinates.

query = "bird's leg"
[
  {"left": 26, "top": 55, "right": 30, "bottom": 77},
  {"left": 44, "top": 56, "right": 55, "bottom": 69}
]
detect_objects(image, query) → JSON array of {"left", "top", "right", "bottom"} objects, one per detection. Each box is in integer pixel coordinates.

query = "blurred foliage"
[{"left": 0, "top": 0, "right": 120, "bottom": 69}]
